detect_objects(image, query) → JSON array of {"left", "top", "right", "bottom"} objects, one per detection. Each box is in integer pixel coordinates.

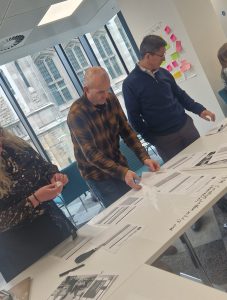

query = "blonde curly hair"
[{"left": 0, "top": 127, "right": 28, "bottom": 198}]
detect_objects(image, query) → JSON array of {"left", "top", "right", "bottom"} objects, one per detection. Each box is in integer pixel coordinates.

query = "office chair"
[
  {"left": 60, "top": 162, "right": 89, "bottom": 212},
  {"left": 120, "top": 140, "right": 164, "bottom": 176}
]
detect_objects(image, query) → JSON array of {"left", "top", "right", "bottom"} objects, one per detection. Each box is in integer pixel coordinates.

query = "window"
[
  {"left": 0, "top": 12, "right": 140, "bottom": 226},
  {"left": 2, "top": 51, "right": 79, "bottom": 169},
  {"left": 107, "top": 15, "right": 138, "bottom": 69},
  {"left": 34, "top": 51, "right": 73, "bottom": 105},
  {"left": 63, "top": 38, "right": 91, "bottom": 85}
]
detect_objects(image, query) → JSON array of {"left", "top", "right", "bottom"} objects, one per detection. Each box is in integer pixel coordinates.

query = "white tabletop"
[
  {"left": 107, "top": 265, "right": 227, "bottom": 300},
  {"left": 3, "top": 119, "right": 227, "bottom": 299}
]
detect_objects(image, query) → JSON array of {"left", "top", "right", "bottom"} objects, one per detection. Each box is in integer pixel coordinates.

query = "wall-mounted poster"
[{"left": 145, "top": 21, "right": 196, "bottom": 82}]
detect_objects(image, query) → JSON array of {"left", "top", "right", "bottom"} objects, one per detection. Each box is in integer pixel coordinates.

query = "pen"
[{"left": 59, "top": 263, "right": 85, "bottom": 277}]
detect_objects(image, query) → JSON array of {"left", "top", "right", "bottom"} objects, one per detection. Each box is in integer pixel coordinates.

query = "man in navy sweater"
[
  {"left": 123, "top": 35, "right": 215, "bottom": 162},
  {"left": 123, "top": 35, "right": 216, "bottom": 231}
]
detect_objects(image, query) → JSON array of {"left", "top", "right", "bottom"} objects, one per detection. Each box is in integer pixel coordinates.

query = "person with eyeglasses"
[
  {"left": 0, "top": 127, "right": 76, "bottom": 282},
  {"left": 122, "top": 35, "right": 215, "bottom": 231}
]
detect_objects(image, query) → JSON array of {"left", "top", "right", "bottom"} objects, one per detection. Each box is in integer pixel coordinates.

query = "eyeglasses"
[
  {"left": 148, "top": 52, "right": 166, "bottom": 58},
  {"left": 153, "top": 52, "right": 166, "bottom": 58}
]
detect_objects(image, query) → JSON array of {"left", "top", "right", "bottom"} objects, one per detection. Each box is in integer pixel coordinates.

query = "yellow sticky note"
[
  {"left": 173, "top": 71, "right": 182, "bottom": 79},
  {"left": 165, "top": 44, "right": 170, "bottom": 50},
  {"left": 171, "top": 52, "right": 180, "bottom": 60}
]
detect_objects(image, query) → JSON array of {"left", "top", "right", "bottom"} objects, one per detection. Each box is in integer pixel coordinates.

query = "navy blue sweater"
[{"left": 122, "top": 65, "right": 205, "bottom": 142}]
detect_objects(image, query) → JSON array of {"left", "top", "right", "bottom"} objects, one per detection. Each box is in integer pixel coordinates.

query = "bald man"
[{"left": 67, "top": 67, "right": 159, "bottom": 207}]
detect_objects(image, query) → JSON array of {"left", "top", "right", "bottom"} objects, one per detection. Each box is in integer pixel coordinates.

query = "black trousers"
[
  {"left": 150, "top": 116, "right": 200, "bottom": 163},
  {"left": 0, "top": 213, "right": 72, "bottom": 282}
]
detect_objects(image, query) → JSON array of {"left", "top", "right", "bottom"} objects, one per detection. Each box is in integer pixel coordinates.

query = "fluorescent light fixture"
[{"left": 38, "top": 0, "right": 83, "bottom": 26}]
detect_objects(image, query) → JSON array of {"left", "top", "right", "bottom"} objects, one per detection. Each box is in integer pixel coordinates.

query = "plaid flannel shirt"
[{"left": 67, "top": 93, "right": 150, "bottom": 181}]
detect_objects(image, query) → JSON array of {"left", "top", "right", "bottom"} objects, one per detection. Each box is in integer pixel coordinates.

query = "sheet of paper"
[
  {"left": 103, "top": 224, "right": 143, "bottom": 253},
  {"left": 164, "top": 151, "right": 227, "bottom": 171},
  {"left": 167, "top": 176, "right": 227, "bottom": 233},
  {"left": 95, "top": 206, "right": 137, "bottom": 225},
  {"left": 90, "top": 224, "right": 143, "bottom": 254},
  {"left": 50, "top": 235, "right": 91, "bottom": 260},
  {"left": 208, "top": 143, "right": 227, "bottom": 164},
  {"left": 48, "top": 274, "right": 118, "bottom": 300},
  {"left": 142, "top": 170, "right": 221, "bottom": 195},
  {"left": 205, "top": 119, "right": 227, "bottom": 136},
  {"left": 89, "top": 195, "right": 143, "bottom": 226}
]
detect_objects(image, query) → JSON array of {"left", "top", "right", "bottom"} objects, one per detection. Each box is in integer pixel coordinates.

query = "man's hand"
[
  {"left": 200, "top": 110, "right": 215, "bottom": 122},
  {"left": 144, "top": 158, "right": 160, "bottom": 171},
  {"left": 51, "top": 173, "right": 68, "bottom": 186},
  {"left": 125, "top": 170, "right": 141, "bottom": 190}
]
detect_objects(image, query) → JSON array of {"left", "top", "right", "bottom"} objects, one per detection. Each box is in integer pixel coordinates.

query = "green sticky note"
[{"left": 171, "top": 52, "right": 180, "bottom": 60}]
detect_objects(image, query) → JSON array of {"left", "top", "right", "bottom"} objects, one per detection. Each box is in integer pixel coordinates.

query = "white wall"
[
  {"left": 116, "top": 0, "right": 225, "bottom": 135},
  {"left": 211, "top": 0, "right": 227, "bottom": 36},
  {"left": 173, "top": 0, "right": 227, "bottom": 116}
]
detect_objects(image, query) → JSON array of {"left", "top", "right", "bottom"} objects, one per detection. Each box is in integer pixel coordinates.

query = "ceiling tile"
[
  {"left": 6, "top": 0, "right": 67, "bottom": 17},
  {"left": 0, "top": 6, "right": 48, "bottom": 39},
  {"left": 0, "top": 0, "right": 11, "bottom": 23}
]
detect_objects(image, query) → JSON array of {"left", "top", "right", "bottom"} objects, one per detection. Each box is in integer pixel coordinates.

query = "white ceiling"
[{"left": 0, "top": 0, "right": 119, "bottom": 65}]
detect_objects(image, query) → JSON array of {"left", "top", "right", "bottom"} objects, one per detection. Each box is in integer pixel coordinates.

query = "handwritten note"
[{"left": 168, "top": 176, "right": 227, "bottom": 232}]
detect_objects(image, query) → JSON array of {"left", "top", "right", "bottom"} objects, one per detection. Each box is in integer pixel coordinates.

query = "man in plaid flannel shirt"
[{"left": 67, "top": 67, "right": 159, "bottom": 207}]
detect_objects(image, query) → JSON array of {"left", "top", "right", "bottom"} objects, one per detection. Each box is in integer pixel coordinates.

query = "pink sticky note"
[
  {"left": 176, "top": 40, "right": 182, "bottom": 52},
  {"left": 180, "top": 59, "right": 187, "bottom": 66},
  {"left": 170, "top": 34, "right": 177, "bottom": 42},
  {"left": 180, "top": 63, "right": 191, "bottom": 73},
  {"left": 172, "top": 60, "right": 179, "bottom": 68},
  {"left": 164, "top": 25, "right": 171, "bottom": 34},
  {"left": 167, "top": 64, "right": 173, "bottom": 72}
]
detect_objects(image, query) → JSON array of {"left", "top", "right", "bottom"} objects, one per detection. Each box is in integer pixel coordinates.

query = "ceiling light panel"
[{"left": 38, "top": 0, "right": 83, "bottom": 26}]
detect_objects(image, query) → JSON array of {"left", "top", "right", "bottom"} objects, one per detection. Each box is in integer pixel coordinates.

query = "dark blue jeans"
[{"left": 86, "top": 178, "right": 131, "bottom": 208}]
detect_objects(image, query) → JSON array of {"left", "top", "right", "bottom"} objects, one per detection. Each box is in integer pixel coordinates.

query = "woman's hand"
[
  {"left": 51, "top": 173, "right": 68, "bottom": 186},
  {"left": 29, "top": 183, "right": 63, "bottom": 207}
]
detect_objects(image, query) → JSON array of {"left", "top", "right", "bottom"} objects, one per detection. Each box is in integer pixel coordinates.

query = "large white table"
[{"left": 3, "top": 119, "right": 227, "bottom": 299}]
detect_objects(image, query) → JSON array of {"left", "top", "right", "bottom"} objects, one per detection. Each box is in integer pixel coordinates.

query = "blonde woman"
[{"left": 0, "top": 127, "right": 75, "bottom": 282}]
